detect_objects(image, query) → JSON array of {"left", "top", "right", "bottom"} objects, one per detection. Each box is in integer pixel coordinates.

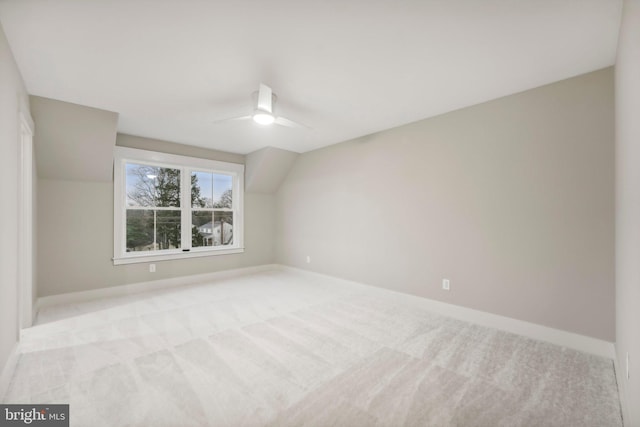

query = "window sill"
[{"left": 113, "top": 247, "right": 245, "bottom": 265}]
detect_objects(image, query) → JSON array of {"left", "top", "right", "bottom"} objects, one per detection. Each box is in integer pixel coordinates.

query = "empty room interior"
[{"left": 1, "top": 0, "right": 639, "bottom": 426}]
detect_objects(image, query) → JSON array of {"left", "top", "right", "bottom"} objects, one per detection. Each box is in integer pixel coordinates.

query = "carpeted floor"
[{"left": 4, "top": 269, "right": 623, "bottom": 426}]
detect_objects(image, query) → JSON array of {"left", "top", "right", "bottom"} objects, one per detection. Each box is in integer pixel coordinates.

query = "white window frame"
[{"left": 113, "top": 147, "right": 244, "bottom": 265}]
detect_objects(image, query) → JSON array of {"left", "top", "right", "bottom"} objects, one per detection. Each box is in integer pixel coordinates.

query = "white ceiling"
[{"left": 0, "top": 0, "right": 622, "bottom": 154}]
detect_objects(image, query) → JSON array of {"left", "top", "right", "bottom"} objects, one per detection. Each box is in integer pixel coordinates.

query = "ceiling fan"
[{"left": 213, "top": 83, "right": 309, "bottom": 129}]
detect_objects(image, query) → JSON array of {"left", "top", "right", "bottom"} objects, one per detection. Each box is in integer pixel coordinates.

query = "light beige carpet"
[{"left": 4, "top": 269, "right": 622, "bottom": 426}]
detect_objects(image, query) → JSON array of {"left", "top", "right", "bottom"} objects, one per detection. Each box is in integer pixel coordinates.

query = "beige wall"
[
  {"left": 276, "top": 68, "right": 615, "bottom": 341},
  {"left": 37, "top": 180, "right": 275, "bottom": 296},
  {"left": 246, "top": 147, "right": 299, "bottom": 193},
  {"left": 0, "top": 24, "right": 31, "bottom": 378},
  {"left": 615, "top": 0, "right": 640, "bottom": 424},
  {"left": 30, "top": 98, "right": 276, "bottom": 296},
  {"left": 117, "top": 134, "right": 244, "bottom": 165},
  {"left": 30, "top": 96, "right": 118, "bottom": 181},
  {"left": 36, "top": 132, "right": 275, "bottom": 297}
]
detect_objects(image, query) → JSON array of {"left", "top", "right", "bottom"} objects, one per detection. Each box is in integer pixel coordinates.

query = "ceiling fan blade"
[
  {"left": 212, "top": 115, "right": 252, "bottom": 124},
  {"left": 257, "top": 83, "right": 273, "bottom": 113},
  {"left": 274, "top": 116, "right": 310, "bottom": 129}
]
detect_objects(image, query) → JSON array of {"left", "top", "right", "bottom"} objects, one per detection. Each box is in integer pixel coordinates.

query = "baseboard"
[
  {"left": 0, "top": 342, "right": 20, "bottom": 402},
  {"left": 277, "top": 265, "right": 615, "bottom": 359},
  {"left": 36, "top": 264, "right": 279, "bottom": 312},
  {"left": 34, "top": 263, "right": 615, "bottom": 360},
  {"left": 614, "top": 354, "right": 630, "bottom": 427}
]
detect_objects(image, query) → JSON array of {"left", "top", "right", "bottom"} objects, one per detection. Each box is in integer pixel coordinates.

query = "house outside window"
[{"left": 113, "top": 147, "right": 244, "bottom": 265}]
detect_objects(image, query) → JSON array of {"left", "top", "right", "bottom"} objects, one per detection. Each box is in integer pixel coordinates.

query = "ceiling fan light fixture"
[{"left": 252, "top": 112, "right": 275, "bottom": 125}]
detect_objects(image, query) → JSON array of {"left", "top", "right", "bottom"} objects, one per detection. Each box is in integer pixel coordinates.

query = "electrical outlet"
[
  {"left": 149, "top": 264, "right": 156, "bottom": 273},
  {"left": 306, "top": 256, "right": 311, "bottom": 264},
  {"left": 442, "top": 279, "right": 450, "bottom": 291}
]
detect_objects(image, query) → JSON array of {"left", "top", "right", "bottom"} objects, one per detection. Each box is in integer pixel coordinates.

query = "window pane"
[
  {"left": 213, "top": 174, "right": 233, "bottom": 208},
  {"left": 156, "top": 210, "right": 181, "bottom": 250},
  {"left": 126, "top": 210, "right": 154, "bottom": 251},
  {"left": 126, "top": 210, "right": 181, "bottom": 252},
  {"left": 126, "top": 163, "right": 180, "bottom": 208},
  {"left": 214, "top": 211, "right": 233, "bottom": 246},
  {"left": 191, "top": 211, "right": 214, "bottom": 247},
  {"left": 192, "top": 171, "right": 213, "bottom": 208}
]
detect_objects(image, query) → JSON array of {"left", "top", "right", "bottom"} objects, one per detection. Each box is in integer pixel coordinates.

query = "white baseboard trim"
[
  {"left": 277, "top": 265, "right": 615, "bottom": 359},
  {"left": 34, "top": 263, "right": 614, "bottom": 360},
  {"left": 0, "top": 342, "right": 20, "bottom": 402},
  {"left": 614, "top": 354, "right": 630, "bottom": 427},
  {"left": 36, "top": 264, "right": 279, "bottom": 312}
]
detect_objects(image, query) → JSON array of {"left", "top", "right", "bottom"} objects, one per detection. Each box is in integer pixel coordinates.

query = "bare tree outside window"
[
  {"left": 191, "top": 171, "right": 233, "bottom": 247},
  {"left": 126, "top": 164, "right": 183, "bottom": 251},
  {"left": 125, "top": 164, "right": 234, "bottom": 251}
]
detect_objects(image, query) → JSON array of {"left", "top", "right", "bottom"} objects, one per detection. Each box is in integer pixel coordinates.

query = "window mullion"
[
  {"left": 181, "top": 168, "right": 192, "bottom": 250},
  {"left": 233, "top": 171, "right": 242, "bottom": 249},
  {"left": 118, "top": 158, "right": 127, "bottom": 256},
  {"left": 113, "top": 147, "right": 244, "bottom": 264}
]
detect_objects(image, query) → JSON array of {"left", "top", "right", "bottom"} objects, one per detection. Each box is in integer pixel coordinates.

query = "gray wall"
[
  {"left": 117, "top": 134, "right": 244, "bottom": 165},
  {"left": 37, "top": 180, "right": 275, "bottom": 296},
  {"left": 30, "top": 96, "right": 118, "bottom": 181},
  {"left": 35, "top": 124, "right": 275, "bottom": 297},
  {"left": 246, "top": 147, "right": 298, "bottom": 193},
  {"left": 276, "top": 68, "right": 615, "bottom": 341},
  {"left": 615, "top": 0, "right": 640, "bottom": 424},
  {"left": 0, "top": 24, "right": 31, "bottom": 380}
]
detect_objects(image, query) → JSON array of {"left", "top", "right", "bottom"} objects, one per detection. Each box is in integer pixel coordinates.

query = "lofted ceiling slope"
[{"left": 0, "top": 0, "right": 622, "bottom": 154}]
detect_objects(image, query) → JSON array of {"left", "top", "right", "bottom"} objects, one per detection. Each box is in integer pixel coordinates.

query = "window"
[{"left": 113, "top": 147, "right": 244, "bottom": 264}]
